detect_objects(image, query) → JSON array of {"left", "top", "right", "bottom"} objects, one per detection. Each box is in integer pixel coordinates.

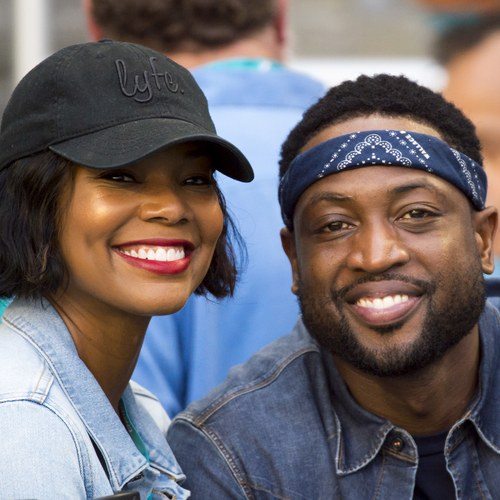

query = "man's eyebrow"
[
  {"left": 391, "top": 182, "right": 443, "bottom": 198},
  {"left": 307, "top": 192, "right": 353, "bottom": 206}
]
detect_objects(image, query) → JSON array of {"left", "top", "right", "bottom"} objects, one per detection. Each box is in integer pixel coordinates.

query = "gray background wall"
[{"left": 0, "top": 0, "right": 433, "bottom": 113}]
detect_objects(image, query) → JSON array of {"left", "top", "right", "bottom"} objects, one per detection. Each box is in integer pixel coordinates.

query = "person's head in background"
[
  {"left": 435, "top": 14, "right": 500, "bottom": 266},
  {"left": 84, "top": 0, "right": 288, "bottom": 68}
]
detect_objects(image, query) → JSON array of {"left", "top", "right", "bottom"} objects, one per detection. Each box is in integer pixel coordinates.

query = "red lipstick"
[{"left": 113, "top": 239, "right": 194, "bottom": 275}]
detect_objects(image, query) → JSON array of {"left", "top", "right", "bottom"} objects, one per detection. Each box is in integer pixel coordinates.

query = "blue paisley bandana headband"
[{"left": 279, "top": 129, "right": 487, "bottom": 228}]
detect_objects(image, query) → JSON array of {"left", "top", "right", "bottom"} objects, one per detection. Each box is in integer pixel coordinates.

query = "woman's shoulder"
[
  {"left": 0, "top": 322, "right": 112, "bottom": 498},
  {"left": 0, "top": 399, "right": 89, "bottom": 498},
  {"left": 0, "top": 320, "right": 53, "bottom": 400},
  {"left": 0, "top": 320, "right": 90, "bottom": 437}
]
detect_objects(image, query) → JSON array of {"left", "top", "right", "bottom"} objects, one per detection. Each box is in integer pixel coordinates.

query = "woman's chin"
[{"left": 125, "top": 295, "right": 192, "bottom": 317}]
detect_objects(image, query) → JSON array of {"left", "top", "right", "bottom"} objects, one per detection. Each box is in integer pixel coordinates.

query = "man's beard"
[{"left": 298, "top": 266, "right": 486, "bottom": 377}]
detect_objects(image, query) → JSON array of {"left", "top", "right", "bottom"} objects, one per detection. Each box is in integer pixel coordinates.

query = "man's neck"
[
  {"left": 168, "top": 29, "right": 284, "bottom": 70},
  {"left": 333, "top": 329, "right": 481, "bottom": 436}
]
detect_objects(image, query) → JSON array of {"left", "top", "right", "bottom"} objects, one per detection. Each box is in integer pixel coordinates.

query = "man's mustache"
[{"left": 333, "top": 273, "right": 436, "bottom": 302}]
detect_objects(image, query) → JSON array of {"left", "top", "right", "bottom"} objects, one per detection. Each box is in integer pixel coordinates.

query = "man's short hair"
[
  {"left": 91, "top": 0, "right": 278, "bottom": 53},
  {"left": 279, "top": 74, "right": 482, "bottom": 180},
  {"left": 434, "top": 14, "right": 500, "bottom": 66}
]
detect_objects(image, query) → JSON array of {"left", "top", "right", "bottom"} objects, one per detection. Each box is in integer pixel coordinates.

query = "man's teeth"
[
  {"left": 356, "top": 294, "right": 409, "bottom": 309},
  {"left": 120, "top": 246, "right": 185, "bottom": 262}
]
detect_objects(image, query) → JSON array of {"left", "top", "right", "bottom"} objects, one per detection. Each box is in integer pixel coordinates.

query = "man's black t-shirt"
[{"left": 413, "top": 432, "right": 456, "bottom": 499}]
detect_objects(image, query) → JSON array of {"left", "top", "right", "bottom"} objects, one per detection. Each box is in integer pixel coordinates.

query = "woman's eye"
[
  {"left": 184, "top": 175, "right": 213, "bottom": 186},
  {"left": 100, "top": 171, "right": 136, "bottom": 183}
]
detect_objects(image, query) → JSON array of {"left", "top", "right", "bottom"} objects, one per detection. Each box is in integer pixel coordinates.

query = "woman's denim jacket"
[
  {"left": 168, "top": 302, "right": 500, "bottom": 499},
  {"left": 0, "top": 298, "right": 190, "bottom": 499}
]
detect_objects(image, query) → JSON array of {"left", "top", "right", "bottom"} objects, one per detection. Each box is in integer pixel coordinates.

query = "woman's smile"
[{"left": 113, "top": 238, "right": 195, "bottom": 275}]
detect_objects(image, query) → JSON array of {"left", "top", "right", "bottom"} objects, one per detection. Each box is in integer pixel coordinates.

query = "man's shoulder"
[{"left": 176, "top": 320, "right": 321, "bottom": 426}]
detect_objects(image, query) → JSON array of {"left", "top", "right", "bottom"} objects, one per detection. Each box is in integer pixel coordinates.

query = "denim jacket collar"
[
  {"left": 315, "top": 301, "right": 500, "bottom": 476},
  {"left": 3, "top": 298, "right": 184, "bottom": 491},
  {"left": 468, "top": 302, "right": 500, "bottom": 454},
  {"left": 320, "top": 345, "right": 399, "bottom": 475}
]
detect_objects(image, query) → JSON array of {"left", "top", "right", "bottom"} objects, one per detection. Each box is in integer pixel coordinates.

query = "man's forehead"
[
  {"left": 302, "top": 116, "right": 442, "bottom": 153},
  {"left": 298, "top": 166, "right": 457, "bottom": 210}
]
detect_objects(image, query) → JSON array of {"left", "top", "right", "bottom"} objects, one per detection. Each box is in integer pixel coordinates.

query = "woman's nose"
[
  {"left": 346, "top": 221, "right": 410, "bottom": 274},
  {"left": 137, "top": 184, "right": 192, "bottom": 225}
]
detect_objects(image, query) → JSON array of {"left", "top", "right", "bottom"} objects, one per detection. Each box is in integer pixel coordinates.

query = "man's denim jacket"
[
  {"left": 0, "top": 298, "right": 189, "bottom": 499},
  {"left": 168, "top": 302, "right": 500, "bottom": 499}
]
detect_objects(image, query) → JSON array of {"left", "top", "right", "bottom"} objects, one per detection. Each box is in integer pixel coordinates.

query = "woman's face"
[{"left": 57, "top": 142, "right": 224, "bottom": 317}]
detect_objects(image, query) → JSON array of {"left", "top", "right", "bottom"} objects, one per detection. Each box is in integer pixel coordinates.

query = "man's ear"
[
  {"left": 280, "top": 226, "right": 299, "bottom": 295},
  {"left": 83, "top": 0, "right": 104, "bottom": 41},
  {"left": 274, "top": 0, "right": 288, "bottom": 54},
  {"left": 473, "top": 206, "right": 498, "bottom": 274}
]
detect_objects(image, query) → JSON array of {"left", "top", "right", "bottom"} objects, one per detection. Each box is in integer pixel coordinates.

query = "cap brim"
[{"left": 49, "top": 118, "right": 254, "bottom": 182}]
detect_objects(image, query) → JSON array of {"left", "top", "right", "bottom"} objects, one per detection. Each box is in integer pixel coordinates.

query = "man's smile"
[{"left": 342, "top": 280, "right": 426, "bottom": 328}]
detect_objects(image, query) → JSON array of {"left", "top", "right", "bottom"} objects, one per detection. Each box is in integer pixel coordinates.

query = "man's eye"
[
  {"left": 400, "top": 209, "right": 434, "bottom": 220},
  {"left": 324, "top": 221, "right": 352, "bottom": 232}
]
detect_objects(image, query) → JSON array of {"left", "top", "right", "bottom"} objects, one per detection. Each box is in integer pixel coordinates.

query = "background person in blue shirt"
[
  {"left": 167, "top": 75, "right": 500, "bottom": 499},
  {"left": 86, "top": 0, "right": 325, "bottom": 415},
  {"left": 434, "top": 12, "right": 500, "bottom": 277}
]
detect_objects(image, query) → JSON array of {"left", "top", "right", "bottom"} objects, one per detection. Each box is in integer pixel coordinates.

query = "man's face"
[{"left": 281, "top": 115, "right": 496, "bottom": 376}]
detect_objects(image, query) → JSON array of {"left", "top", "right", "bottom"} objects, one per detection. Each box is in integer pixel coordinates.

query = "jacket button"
[{"left": 390, "top": 436, "right": 405, "bottom": 452}]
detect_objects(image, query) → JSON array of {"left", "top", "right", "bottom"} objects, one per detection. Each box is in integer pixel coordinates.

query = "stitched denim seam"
[
  {"left": 470, "top": 415, "right": 500, "bottom": 455},
  {"left": 371, "top": 452, "right": 386, "bottom": 500},
  {"left": 32, "top": 360, "right": 54, "bottom": 404},
  {"left": 247, "top": 474, "right": 312, "bottom": 500},
  {"left": 245, "top": 482, "right": 296, "bottom": 500},
  {"left": 469, "top": 435, "right": 488, "bottom": 500},
  {"left": 194, "top": 346, "right": 319, "bottom": 425},
  {"left": 190, "top": 422, "right": 253, "bottom": 499},
  {"left": 336, "top": 418, "right": 394, "bottom": 475}
]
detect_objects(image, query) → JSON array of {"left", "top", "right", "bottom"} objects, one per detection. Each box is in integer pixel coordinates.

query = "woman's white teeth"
[
  {"left": 121, "top": 246, "right": 185, "bottom": 262},
  {"left": 356, "top": 294, "right": 409, "bottom": 309}
]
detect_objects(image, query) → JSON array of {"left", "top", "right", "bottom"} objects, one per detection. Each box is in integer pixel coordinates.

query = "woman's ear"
[
  {"left": 473, "top": 206, "right": 498, "bottom": 275},
  {"left": 280, "top": 227, "right": 300, "bottom": 295}
]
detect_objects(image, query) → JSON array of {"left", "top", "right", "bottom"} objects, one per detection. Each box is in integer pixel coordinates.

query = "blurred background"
[
  {"left": 0, "top": 0, "right": 498, "bottom": 113},
  {"left": 0, "top": 0, "right": 443, "bottom": 114}
]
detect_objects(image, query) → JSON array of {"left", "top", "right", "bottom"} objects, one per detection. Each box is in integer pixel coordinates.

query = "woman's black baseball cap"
[{"left": 0, "top": 40, "right": 254, "bottom": 182}]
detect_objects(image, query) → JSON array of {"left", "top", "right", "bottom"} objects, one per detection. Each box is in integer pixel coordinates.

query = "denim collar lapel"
[
  {"left": 468, "top": 301, "right": 500, "bottom": 455},
  {"left": 4, "top": 298, "right": 183, "bottom": 491},
  {"left": 321, "top": 347, "right": 396, "bottom": 475}
]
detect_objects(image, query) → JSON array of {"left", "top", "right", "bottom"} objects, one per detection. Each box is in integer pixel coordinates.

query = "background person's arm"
[{"left": 133, "top": 314, "right": 189, "bottom": 416}]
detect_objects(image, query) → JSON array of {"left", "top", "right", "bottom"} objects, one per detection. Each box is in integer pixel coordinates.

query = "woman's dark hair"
[
  {"left": 0, "top": 150, "right": 242, "bottom": 300},
  {"left": 279, "top": 74, "right": 483, "bottom": 180}
]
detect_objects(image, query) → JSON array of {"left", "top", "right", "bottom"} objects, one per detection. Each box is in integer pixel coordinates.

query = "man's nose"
[
  {"left": 137, "top": 184, "right": 192, "bottom": 225},
  {"left": 346, "top": 220, "right": 410, "bottom": 274}
]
